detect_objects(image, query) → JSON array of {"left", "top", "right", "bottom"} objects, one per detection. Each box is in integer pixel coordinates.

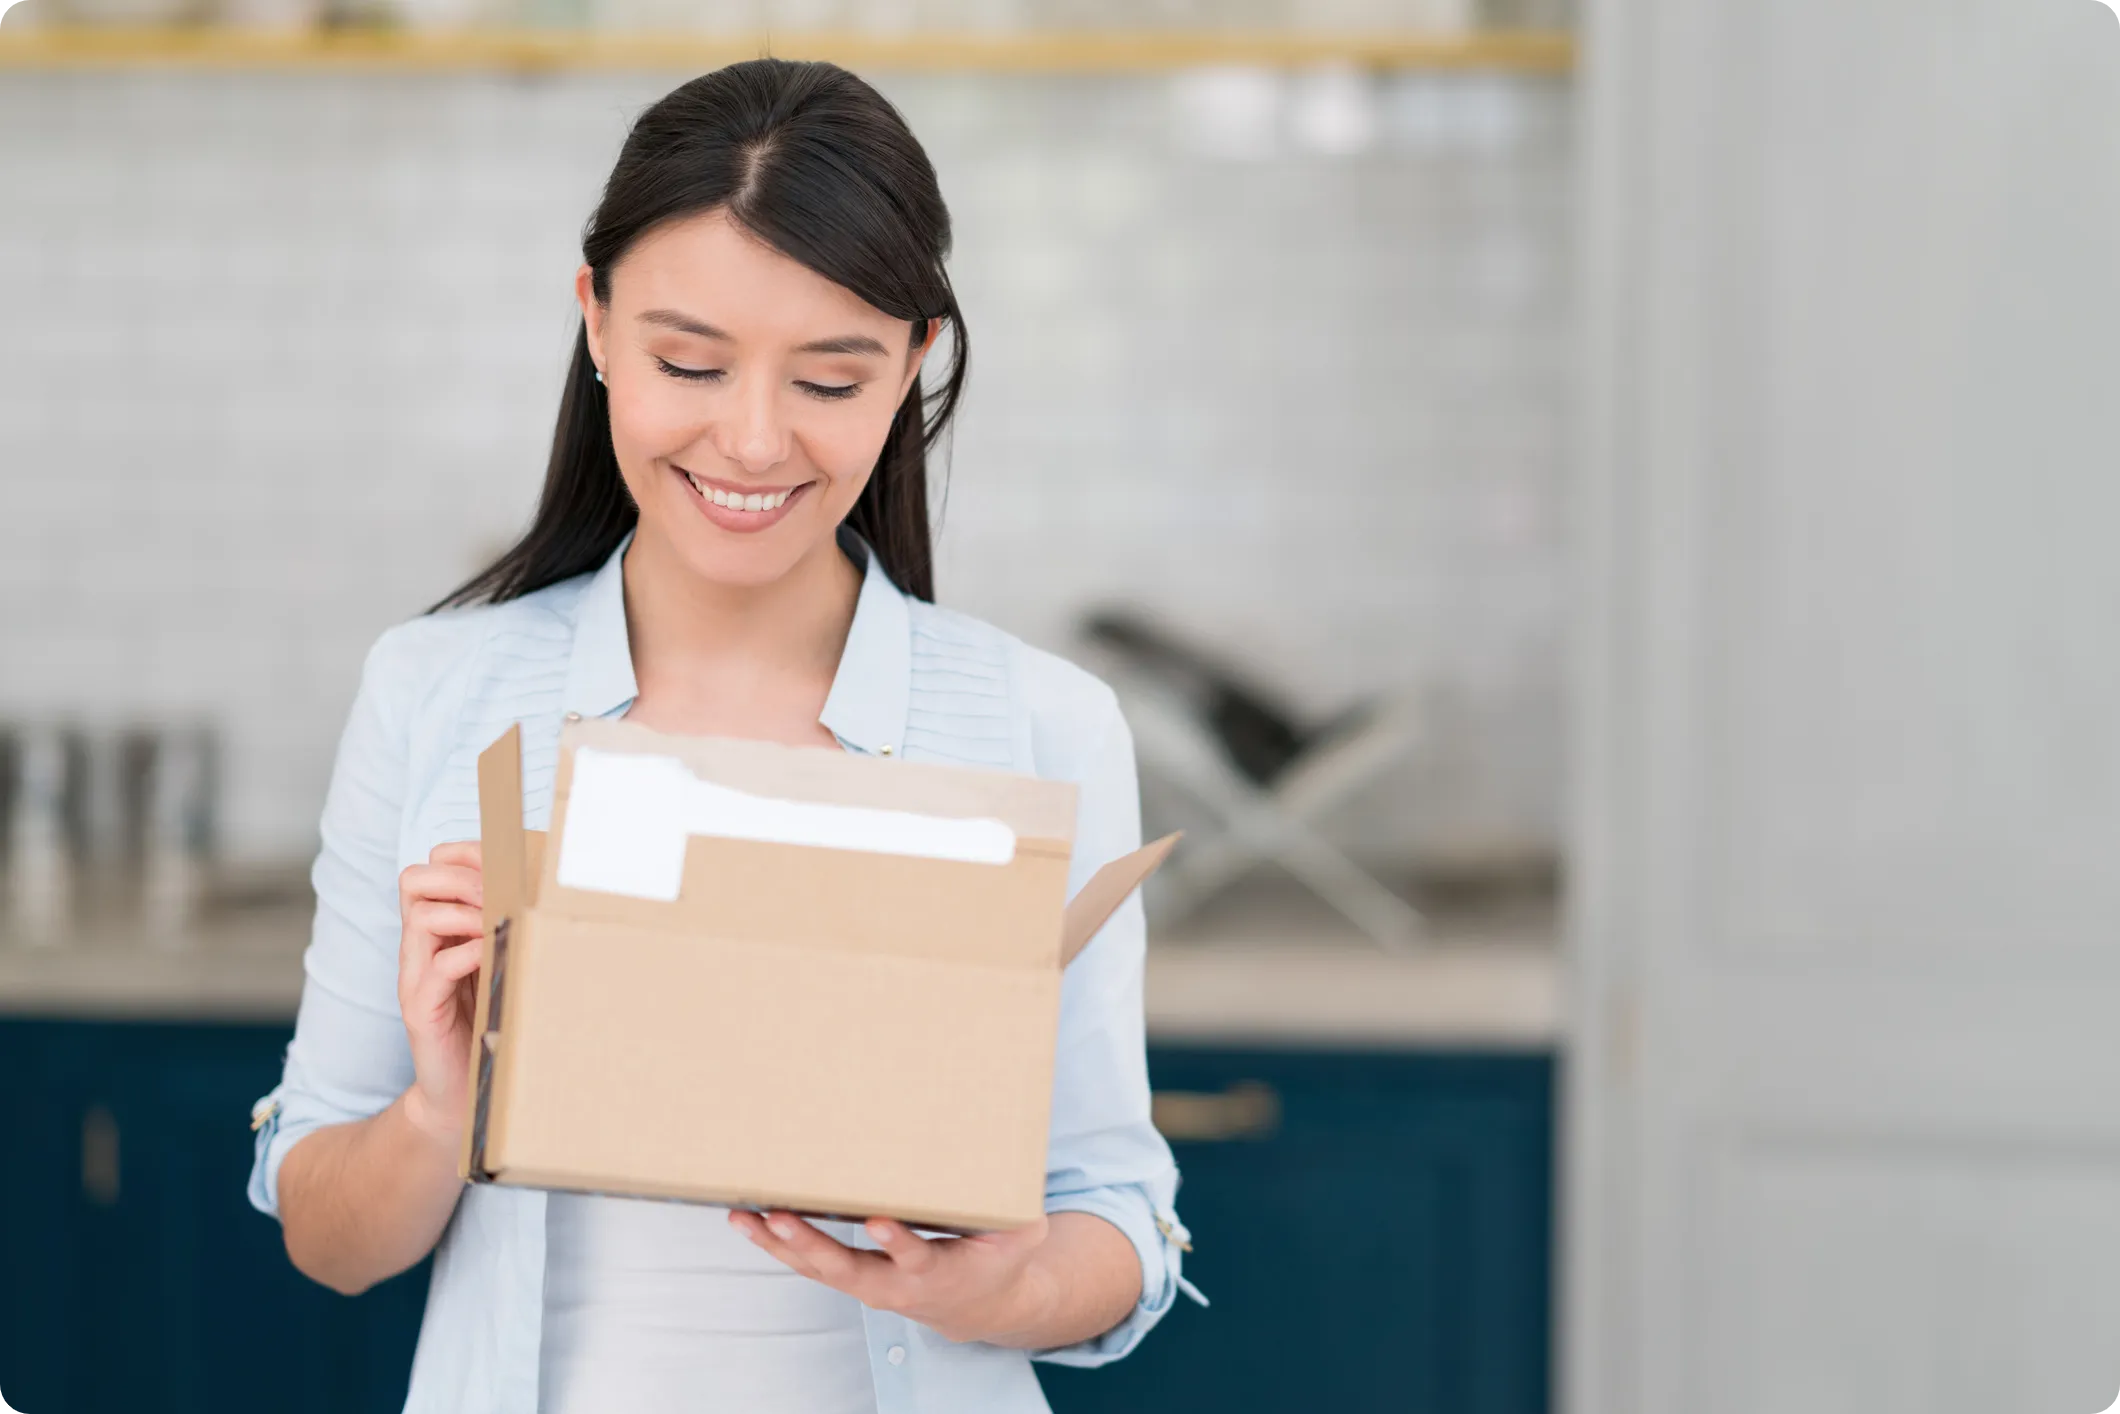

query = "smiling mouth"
[
  {"left": 681, "top": 468, "right": 800, "bottom": 512},
  {"left": 673, "top": 465, "right": 814, "bottom": 532}
]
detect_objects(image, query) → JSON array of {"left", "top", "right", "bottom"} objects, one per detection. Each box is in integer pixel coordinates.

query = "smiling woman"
[
  {"left": 437, "top": 58, "right": 966, "bottom": 610},
  {"left": 585, "top": 208, "right": 938, "bottom": 567},
  {"left": 247, "top": 55, "right": 1194, "bottom": 1414}
]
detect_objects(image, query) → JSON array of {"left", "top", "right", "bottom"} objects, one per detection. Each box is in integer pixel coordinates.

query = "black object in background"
[{"left": 1082, "top": 610, "right": 1377, "bottom": 787}]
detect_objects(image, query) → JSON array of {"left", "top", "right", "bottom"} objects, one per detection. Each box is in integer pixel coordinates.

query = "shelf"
[{"left": 0, "top": 26, "right": 1575, "bottom": 73}]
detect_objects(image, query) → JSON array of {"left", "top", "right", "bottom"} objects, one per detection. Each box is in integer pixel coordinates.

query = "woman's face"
[{"left": 580, "top": 208, "right": 933, "bottom": 591}]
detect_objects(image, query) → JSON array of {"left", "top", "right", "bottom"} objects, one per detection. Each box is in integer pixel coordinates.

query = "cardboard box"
[{"left": 457, "top": 717, "right": 1176, "bottom": 1233}]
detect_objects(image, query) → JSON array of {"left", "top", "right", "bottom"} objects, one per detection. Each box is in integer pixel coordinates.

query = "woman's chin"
[{"left": 647, "top": 513, "right": 829, "bottom": 592}]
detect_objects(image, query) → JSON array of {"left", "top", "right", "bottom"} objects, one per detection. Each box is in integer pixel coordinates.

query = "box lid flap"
[
  {"left": 1059, "top": 831, "right": 1181, "bottom": 968},
  {"left": 477, "top": 724, "right": 529, "bottom": 932},
  {"left": 538, "top": 718, "right": 1078, "bottom": 969},
  {"left": 560, "top": 716, "right": 1078, "bottom": 842}
]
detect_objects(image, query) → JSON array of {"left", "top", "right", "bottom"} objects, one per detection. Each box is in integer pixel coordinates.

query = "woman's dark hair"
[{"left": 436, "top": 58, "right": 965, "bottom": 608}]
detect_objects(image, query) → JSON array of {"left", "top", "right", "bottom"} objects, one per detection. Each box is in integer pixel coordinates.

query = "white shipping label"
[{"left": 555, "top": 747, "right": 1017, "bottom": 902}]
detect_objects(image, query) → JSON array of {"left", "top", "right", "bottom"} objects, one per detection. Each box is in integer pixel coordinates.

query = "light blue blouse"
[{"left": 244, "top": 528, "right": 1203, "bottom": 1414}]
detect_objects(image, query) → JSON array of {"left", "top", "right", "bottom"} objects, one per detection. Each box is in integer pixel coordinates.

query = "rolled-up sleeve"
[
  {"left": 1035, "top": 698, "right": 1207, "bottom": 1367},
  {"left": 246, "top": 628, "right": 423, "bottom": 1221}
]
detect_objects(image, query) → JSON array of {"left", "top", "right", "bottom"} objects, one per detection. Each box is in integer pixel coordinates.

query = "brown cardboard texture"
[{"left": 458, "top": 719, "right": 1176, "bottom": 1233}]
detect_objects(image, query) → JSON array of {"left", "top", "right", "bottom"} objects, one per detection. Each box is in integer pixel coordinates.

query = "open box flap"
[
  {"left": 464, "top": 723, "right": 530, "bottom": 1181},
  {"left": 477, "top": 723, "right": 530, "bottom": 934},
  {"left": 1059, "top": 832, "right": 1182, "bottom": 968}
]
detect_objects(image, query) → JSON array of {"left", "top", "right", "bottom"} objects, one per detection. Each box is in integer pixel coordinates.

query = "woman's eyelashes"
[
  {"left": 651, "top": 357, "right": 862, "bottom": 402},
  {"left": 654, "top": 356, "right": 723, "bottom": 383}
]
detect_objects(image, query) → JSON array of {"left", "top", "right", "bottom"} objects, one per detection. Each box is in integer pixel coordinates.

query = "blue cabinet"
[
  {"left": 0, "top": 1018, "right": 429, "bottom": 1414},
  {"left": 0, "top": 1022, "right": 1550, "bottom": 1414},
  {"left": 1040, "top": 1048, "right": 1554, "bottom": 1414}
]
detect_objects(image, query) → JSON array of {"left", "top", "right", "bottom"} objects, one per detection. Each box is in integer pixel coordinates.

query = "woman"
[{"left": 243, "top": 59, "right": 1197, "bottom": 1414}]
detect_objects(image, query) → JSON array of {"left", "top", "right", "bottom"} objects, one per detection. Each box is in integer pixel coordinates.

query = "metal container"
[
  {"left": 0, "top": 718, "right": 222, "bottom": 945},
  {"left": 139, "top": 721, "right": 220, "bottom": 943},
  {"left": 5, "top": 721, "right": 85, "bottom": 944}
]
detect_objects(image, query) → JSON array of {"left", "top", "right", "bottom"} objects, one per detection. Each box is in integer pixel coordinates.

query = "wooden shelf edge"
[{"left": 0, "top": 26, "right": 1575, "bottom": 73}]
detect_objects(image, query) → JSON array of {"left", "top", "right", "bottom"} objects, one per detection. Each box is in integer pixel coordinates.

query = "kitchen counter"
[
  {"left": 1146, "top": 936, "right": 1558, "bottom": 1047},
  {"left": 0, "top": 894, "right": 1563, "bottom": 1045},
  {"left": 0, "top": 906, "right": 319, "bottom": 1022},
  {"left": 1147, "top": 877, "right": 1561, "bottom": 1046}
]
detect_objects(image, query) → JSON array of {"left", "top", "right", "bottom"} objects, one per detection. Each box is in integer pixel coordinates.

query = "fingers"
[
  {"left": 400, "top": 863, "right": 483, "bottom": 912},
  {"left": 432, "top": 938, "right": 484, "bottom": 983},
  {"left": 732, "top": 1209, "right": 831, "bottom": 1281},
  {"left": 400, "top": 904, "right": 484, "bottom": 1003},
  {"left": 762, "top": 1212, "right": 862, "bottom": 1283},
  {"left": 730, "top": 1209, "right": 1051, "bottom": 1343},
  {"left": 864, "top": 1218, "right": 940, "bottom": 1275},
  {"left": 733, "top": 1210, "right": 890, "bottom": 1296},
  {"left": 398, "top": 851, "right": 487, "bottom": 1003},
  {"left": 405, "top": 898, "right": 484, "bottom": 942},
  {"left": 430, "top": 840, "right": 482, "bottom": 870},
  {"left": 409, "top": 939, "right": 483, "bottom": 1016}
]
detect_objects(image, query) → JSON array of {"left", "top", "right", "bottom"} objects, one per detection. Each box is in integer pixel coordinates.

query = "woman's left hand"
[{"left": 729, "top": 1208, "right": 1056, "bottom": 1345}]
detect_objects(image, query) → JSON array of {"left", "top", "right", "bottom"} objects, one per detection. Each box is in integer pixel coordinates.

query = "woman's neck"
[{"left": 618, "top": 524, "right": 862, "bottom": 742}]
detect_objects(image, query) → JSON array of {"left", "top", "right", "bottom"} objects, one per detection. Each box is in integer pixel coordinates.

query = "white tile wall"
[{"left": 0, "top": 66, "right": 1569, "bottom": 867}]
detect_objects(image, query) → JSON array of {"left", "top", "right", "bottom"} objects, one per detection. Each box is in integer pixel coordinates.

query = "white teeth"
[{"left": 686, "top": 473, "right": 795, "bottom": 511}]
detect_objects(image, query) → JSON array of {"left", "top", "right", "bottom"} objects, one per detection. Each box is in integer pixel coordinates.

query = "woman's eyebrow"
[
  {"left": 639, "top": 308, "right": 731, "bottom": 339},
  {"left": 636, "top": 308, "right": 888, "bottom": 359},
  {"left": 794, "top": 334, "right": 890, "bottom": 357}
]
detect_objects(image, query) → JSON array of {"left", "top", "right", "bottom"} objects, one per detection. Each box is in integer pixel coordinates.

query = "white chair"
[{"left": 1078, "top": 613, "right": 1428, "bottom": 952}]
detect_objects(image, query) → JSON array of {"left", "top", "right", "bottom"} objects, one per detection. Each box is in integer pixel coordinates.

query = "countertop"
[{"left": 0, "top": 886, "right": 1562, "bottom": 1046}]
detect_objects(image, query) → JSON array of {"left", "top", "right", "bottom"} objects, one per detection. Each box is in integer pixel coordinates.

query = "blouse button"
[
  {"left": 879, "top": 744, "right": 894, "bottom": 756},
  {"left": 564, "top": 711, "right": 582, "bottom": 724},
  {"left": 886, "top": 1345, "right": 906, "bottom": 1366}
]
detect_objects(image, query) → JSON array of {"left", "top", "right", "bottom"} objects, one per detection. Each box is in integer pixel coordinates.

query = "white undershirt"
[{"left": 538, "top": 1191, "right": 880, "bottom": 1414}]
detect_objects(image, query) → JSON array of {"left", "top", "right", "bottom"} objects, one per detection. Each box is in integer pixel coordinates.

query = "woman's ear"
[
  {"left": 575, "top": 264, "right": 607, "bottom": 376},
  {"left": 902, "top": 317, "right": 941, "bottom": 396}
]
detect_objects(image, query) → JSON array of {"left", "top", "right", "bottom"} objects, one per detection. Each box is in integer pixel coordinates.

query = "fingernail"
[
  {"left": 769, "top": 1219, "right": 795, "bottom": 1240},
  {"left": 866, "top": 1219, "right": 891, "bottom": 1242}
]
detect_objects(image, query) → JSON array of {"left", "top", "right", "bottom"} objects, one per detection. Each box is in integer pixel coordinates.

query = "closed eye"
[
  {"left": 655, "top": 360, "right": 860, "bottom": 401},
  {"left": 655, "top": 357, "right": 724, "bottom": 383}
]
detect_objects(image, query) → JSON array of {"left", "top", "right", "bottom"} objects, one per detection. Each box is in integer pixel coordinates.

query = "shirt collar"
[
  {"left": 563, "top": 524, "right": 913, "bottom": 757},
  {"left": 818, "top": 524, "right": 914, "bottom": 756},
  {"left": 561, "top": 530, "right": 640, "bottom": 721}
]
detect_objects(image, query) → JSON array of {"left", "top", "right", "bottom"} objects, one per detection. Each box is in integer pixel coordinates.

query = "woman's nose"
[{"left": 711, "top": 374, "right": 790, "bottom": 474}]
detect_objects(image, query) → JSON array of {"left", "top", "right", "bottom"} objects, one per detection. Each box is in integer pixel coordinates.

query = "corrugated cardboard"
[{"left": 456, "top": 718, "right": 1177, "bottom": 1233}]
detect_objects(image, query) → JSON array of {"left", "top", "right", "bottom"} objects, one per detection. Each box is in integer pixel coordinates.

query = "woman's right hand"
[{"left": 397, "top": 840, "right": 486, "bottom": 1150}]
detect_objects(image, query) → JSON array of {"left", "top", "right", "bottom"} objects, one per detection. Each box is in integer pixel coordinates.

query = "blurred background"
[{"left": 3, "top": 0, "right": 2119, "bottom": 1410}]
